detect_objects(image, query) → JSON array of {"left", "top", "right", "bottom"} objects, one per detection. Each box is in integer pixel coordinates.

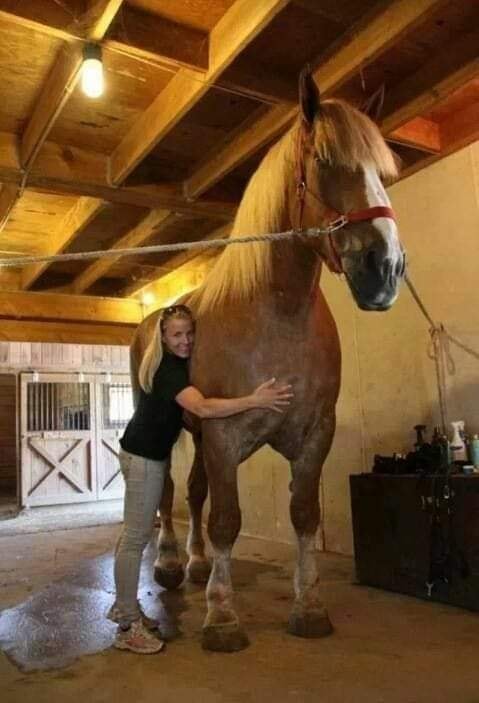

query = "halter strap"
[{"left": 294, "top": 125, "right": 396, "bottom": 274}]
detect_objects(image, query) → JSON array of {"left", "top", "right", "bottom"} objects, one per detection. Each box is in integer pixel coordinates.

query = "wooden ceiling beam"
[
  {"left": 20, "top": 1, "right": 124, "bottom": 172},
  {"left": 185, "top": 104, "right": 295, "bottom": 199},
  {"left": 21, "top": 197, "right": 105, "bottom": 290},
  {"left": 106, "top": 4, "right": 208, "bottom": 70},
  {"left": 0, "top": 2, "right": 289, "bottom": 105},
  {"left": 312, "top": 0, "right": 445, "bottom": 94},
  {"left": 70, "top": 208, "right": 173, "bottom": 294},
  {"left": 387, "top": 117, "right": 441, "bottom": 154},
  {"left": 0, "top": 131, "right": 236, "bottom": 218},
  {"left": 401, "top": 100, "right": 479, "bottom": 181},
  {"left": 0, "top": 289, "right": 142, "bottom": 324},
  {"left": 0, "top": 184, "right": 21, "bottom": 235},
  {"left": 121, "top": 223, "right": 231, "bottom": 297},
  {"left": 0, "top": 2, "right": 77, "bottom": 41},
  {"left": 184, "top": 0, "right": 445, "bottom": 200},
  {"left": 0, "top": 319, "right": 135, "bottom": 345},
  {"left": 108, "top": 0, "right": 290, "bottom": 184},
  {"left": 380, "top": 29, "right": 479, "bottom": 135}
]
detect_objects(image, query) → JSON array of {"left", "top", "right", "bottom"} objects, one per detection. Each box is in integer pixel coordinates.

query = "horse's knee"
[
  {"left": 289, "top": 485, "right": 320, "bottom": 535},
  {"left": 208, "top": 504, "right": 241, "bottom": 549}
]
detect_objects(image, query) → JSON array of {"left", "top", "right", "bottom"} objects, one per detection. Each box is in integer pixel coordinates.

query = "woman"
[{"left": 109, "top": 304, "right": 293, "bottom": 654}]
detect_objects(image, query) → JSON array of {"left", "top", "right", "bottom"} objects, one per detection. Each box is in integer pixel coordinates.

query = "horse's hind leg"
[
  {"left": 186, "top": 434, "right": 211, "bottom": 584},
  {"left": 154, "top": 464, "right": 185, "bottom": 590},
  {"left": 287, "top": 411, "right": 336, "bottom": 638}
]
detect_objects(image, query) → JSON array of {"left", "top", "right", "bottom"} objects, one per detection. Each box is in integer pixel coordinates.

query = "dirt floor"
[{"left": 1, "top": 523, "right": 479, "bottom": 703}]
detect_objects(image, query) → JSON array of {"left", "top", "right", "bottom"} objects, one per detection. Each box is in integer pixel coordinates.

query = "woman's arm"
[{"left": 175, "top": 378, "right": 293, "bottom": 419}]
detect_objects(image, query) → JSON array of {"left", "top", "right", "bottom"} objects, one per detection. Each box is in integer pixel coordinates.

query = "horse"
[{"left": 130, "top": 70, "right": 405, "bottom": 652}]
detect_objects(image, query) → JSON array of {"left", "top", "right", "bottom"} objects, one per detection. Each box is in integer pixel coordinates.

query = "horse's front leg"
[
  {"left": 154, "top": 467, "right": 185, "bottom": 590},
  {"left": 287, "top": 411, "right": 336, "bottom": 638},
  {"left": 201, "top": 429, "right": 249, "bottom": 652},
  {"left": 185, "top": 434, "right": 211, "bottom": 584}
]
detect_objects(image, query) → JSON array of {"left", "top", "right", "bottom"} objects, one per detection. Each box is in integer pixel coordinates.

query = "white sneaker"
[
  {"left": 114, "top": 620, "right": 165, "bottom": 654},
  {"left": 107, "top": 602, "right": 160, "bottom": 632}
]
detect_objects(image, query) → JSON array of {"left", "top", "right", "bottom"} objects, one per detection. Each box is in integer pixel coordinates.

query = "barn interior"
[{"left": 0, "top": 1, "right": 479, "bottom": 700}]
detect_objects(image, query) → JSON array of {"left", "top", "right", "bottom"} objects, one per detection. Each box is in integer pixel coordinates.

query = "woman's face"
[{"left": 162, "top": 317, "right": 194, "bottom": 358}]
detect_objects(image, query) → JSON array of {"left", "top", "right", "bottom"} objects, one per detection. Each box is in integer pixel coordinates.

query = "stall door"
[
  {"left": 96, "top": 375, "right": 132, "bottom": 501},
  {"left": 20, "top": 373, "right": 96, "bottom": 507}
]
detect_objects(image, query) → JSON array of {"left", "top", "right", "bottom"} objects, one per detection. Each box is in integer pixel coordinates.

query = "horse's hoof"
[
  {"left": 186, "top": 558, "right": 211, "bottom": 584},
  {"left": 154, "top": 565, "right": 185, "bottom": 590},
  {"left": 287, "top": 609, "right": 333, "bottom": 639},
  {"left": 202, "top": 623, "right": 250, "bottom": 653}
]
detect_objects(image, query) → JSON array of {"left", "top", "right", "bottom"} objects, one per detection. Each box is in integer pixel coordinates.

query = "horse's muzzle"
[{"left": 344, "top": 248, "right": 405, "bottom": 311}]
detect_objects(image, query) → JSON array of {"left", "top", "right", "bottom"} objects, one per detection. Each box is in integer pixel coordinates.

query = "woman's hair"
[{"left": 138, "top": 305, "right": 193, "bottom": 393}]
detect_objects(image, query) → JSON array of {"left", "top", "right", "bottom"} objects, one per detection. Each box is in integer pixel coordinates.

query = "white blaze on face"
[{"left": 364, "top": 165, "right": 400, "bottom": 257}]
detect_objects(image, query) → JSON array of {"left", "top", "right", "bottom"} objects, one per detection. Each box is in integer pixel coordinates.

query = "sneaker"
[
  {"left": 114, "top": 620, "right": 165, "bottom": 654},
  {"left": 107, "top": 603, "right": 159, "bottom": 632},
  {"left": 137, "top": 602, "right": 160, "bottom": 632}
]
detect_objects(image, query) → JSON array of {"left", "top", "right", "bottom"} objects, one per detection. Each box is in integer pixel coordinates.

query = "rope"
[
  {"left": 405, "top": 272, "right": 479, "bottom": 435},
  {"left": 0, "top": 224, "right": 346, "bottom": 269}
]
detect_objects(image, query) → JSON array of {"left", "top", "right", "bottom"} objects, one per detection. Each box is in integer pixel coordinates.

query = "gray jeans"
[{"left": 109, "top": 448, "right": 168, "bottom": 627}]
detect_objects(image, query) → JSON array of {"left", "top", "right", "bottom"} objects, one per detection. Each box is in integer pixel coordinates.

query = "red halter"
[{"left": 295, "top": 123, "right": 396, "bottom": 274}]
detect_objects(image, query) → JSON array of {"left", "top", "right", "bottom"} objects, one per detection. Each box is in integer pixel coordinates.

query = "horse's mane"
[{"left": 193, "top": 99, "right": 398, "bottom": 314}]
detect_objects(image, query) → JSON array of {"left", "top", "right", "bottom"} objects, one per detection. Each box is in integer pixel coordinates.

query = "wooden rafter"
[
  {"left": 108, "top": 0, "right": 291, "bottom": 184},
  {"left": 121, "top": 223, "right": 231, "bottom": 297},
  {"left": 184, "top": 0, "right": 447, "bottom": 200},
  {"left": 70, "top": 208, "right": 173, "bottom": 294},
  {"left": 0, "top": 183, "right": 20, "bottom": 235},
  {"left": 0, "top": 132, "right": 236, "bottom": 218},
  {"left": 0, "top": 319, "right": 135, "bottom": 345},
  {"left": 388, "top": 117, "right": 441, "bottom": 154},
  {"left": 380, "top": 30, "right": 479, "bottom": 135},
  {"left": 21, "top": 197, "right": 105, "bottom": 290},
  {"left": 0, "top": 289, "right": 141, "bottom": 324}
]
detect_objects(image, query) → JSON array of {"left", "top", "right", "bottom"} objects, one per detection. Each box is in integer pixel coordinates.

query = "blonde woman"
[{"left": 109, "top": 304, "right": 292, "bottom": 654}]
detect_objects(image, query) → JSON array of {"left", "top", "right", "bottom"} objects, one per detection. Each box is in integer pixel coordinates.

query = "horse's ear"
[{"left": 299, "top": 64, "right": 320, "bottom": 126}]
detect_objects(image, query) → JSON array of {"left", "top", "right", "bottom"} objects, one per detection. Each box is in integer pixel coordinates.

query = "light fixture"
[
  {"left": 142, "top": 291, "right": 155, "bottom": 307},
  {"left": 81, "top": 44, "right": 104, "bottom": 98}
]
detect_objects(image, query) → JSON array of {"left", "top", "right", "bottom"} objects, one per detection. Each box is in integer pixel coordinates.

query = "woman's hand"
[{"left": 251, "top": 378, "right": 293, "bottom": 413}]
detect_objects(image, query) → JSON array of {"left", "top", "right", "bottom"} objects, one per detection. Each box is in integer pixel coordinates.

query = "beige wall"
[{"left": 172, "top": 142, "right": 479, "bottom": 556}]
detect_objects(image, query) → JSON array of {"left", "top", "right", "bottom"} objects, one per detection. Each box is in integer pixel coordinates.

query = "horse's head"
[{"left": 294, "top": 70, "right": 405, "bottom": 311}]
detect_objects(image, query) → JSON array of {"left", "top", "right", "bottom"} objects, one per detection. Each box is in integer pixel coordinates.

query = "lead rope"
[{"left": 405, "top": 272, "right": 479, "bottom": 435}]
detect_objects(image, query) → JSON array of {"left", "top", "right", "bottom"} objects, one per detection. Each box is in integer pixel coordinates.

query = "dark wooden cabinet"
[{"left": 350, "top": 474, "right": 479, "bottom": 611}]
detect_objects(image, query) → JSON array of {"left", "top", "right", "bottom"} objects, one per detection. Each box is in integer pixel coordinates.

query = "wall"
[
  {"left": 0, "top": 342, "right": 130, "bottom": 499},
  {"left": 0, "top": 342, "right": 129, "bottom": 373},
  {"left": 0, "top": 375, "right": 16, "bottom": 493},
  {"left": 171, "top": 142, "right": 479, "bottom": 555}
]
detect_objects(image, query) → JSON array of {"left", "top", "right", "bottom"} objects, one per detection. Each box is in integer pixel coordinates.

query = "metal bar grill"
[
  {"left": 102, "top": 383, "right": 133, "bottom": 430},
  {"left": 27, "top": 382, "right": 91, "bottom": 431}
]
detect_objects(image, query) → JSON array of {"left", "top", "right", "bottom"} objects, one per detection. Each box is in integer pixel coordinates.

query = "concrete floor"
[{"left": 1, "top": 524, "right": 479, "bottom": 703}]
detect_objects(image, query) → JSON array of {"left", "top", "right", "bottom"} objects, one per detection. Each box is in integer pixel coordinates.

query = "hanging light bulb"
[
  {"left": 141, "top": 291, "right": 155, "bottom": 307},
  {"left": 81, "top": 44, "right": 104, "bottom": 98}
]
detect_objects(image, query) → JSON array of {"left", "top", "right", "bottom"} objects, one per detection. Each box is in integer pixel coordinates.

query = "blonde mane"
[{"left": 194, "top": 99, "right": 398, "bottom": 315}]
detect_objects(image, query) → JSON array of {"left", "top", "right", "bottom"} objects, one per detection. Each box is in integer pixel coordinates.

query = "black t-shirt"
[{"left": 120, "top": 351, "right": 190, "bottom": 461}]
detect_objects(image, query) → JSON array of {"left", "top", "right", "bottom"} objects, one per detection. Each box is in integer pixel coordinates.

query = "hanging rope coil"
[{"left": 405, "top": 273, "right": 479, "bottom": 435}]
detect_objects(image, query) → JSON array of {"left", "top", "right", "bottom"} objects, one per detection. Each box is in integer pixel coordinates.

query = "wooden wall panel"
[
  {"left": 0, "top": 342, "right": 129, "bottom": 373},
  {"left": 0, "top": 374, "right": 16, "bottom": 491}
]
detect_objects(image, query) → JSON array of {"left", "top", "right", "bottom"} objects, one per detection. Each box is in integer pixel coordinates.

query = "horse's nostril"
[
  {"left": 396, "top": 252, "right": 406, "bottom": 277},
  {"left": 365, "top": 249, "right": 377, "bottom": 272}
]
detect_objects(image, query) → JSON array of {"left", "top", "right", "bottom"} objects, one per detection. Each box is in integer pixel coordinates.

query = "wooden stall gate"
[{"left": 20, "top": 373, "right": 133, "bottom": 507}]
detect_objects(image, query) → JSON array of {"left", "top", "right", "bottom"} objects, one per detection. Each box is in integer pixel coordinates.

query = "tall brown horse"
[{"left": 130, "top": 73, "right": 405, "bottom": 652}]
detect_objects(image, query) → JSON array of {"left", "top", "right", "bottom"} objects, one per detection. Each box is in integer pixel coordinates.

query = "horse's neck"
[{"left": 267, "top": 203, "right": 321, "bottom": 310}]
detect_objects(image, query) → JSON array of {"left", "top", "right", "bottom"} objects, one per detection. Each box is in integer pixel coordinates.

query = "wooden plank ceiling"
[{"left": 0, "top": 0, "right": 477, "bottom": 343}]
